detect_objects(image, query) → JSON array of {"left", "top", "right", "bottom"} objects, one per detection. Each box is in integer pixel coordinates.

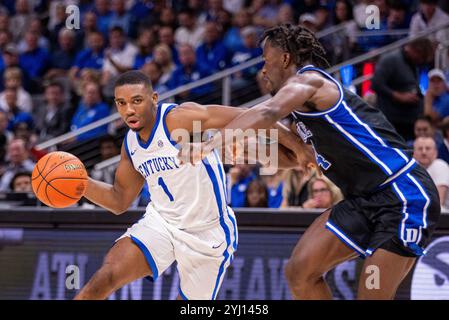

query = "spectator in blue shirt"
[
  {"left": 46, "top": 28, "right": 78, "bottom": 79},
  {"left": 18, "top": 31, "right": 50, "bottom": 83},
  {"left": 92, "top": 0, "right": 112, "bottom": 37},
  {"left": 196, "top": 21, "right": 229, "bottom": 72},
  {"left": 167, "top": 44, "right": 214, "bottom": 102},
  {"left": 133, "top": 29, "right": 156, "bottom": 70},
  {"left": 424, "top": 68, "right": 449, "bottom": 124},
  {"left": 70, "top": 82, "right": 110, "bottom": 142},
  {"left": 229, "top": 164, "right": 257, "bottom": 208},
  {"left": 231, "top": 26, "right": 263, "bottom": 79},
  {"left": 224, "top": 8, "right": 252, "bottom": 52},
  {"left": 109, "top": 0, "right": 134, "bottom": 37},
  {"left": 230, "top": 26, "right": 263, "bottom": 104},
  {"left": 263, "top": 173, "right": 284, "bottom": 209},
  {"left": 2, "top": 87, "right": 33, "bottom": 132},
  {"left": 69, "top": 31, "right": 105, "bottom": 83}
]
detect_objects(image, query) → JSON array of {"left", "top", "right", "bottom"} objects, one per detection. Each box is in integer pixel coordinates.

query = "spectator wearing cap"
[
  {"left": 196, "top": 22, "right": 229, "bottom": 72},
  {"left": 18, "top": 31, "right": 51, "bottom": 90},
  {"left": 410, "top": 0, "right": 449, "bottom": 44},
  {"left": 101, "top": 26, "right": 138, "bottom": 86},
  {"left": 70, "top": 82, "right": 110, "bottom": 142},
  {"left": 34, "top": 82, "right": 71, "bottom": 142},
  {"left": 0, "top": 138, "right": 35, "bottom": 192},
  {"left": 175, "top": 9, "right": 205, "bottom": 49},
  {"left": 0, "top": 67, "right": 32, "bottom": 113},
  {"left": 299, "top": 13, "right": 319, "bottom": 33},
  {"left": 424, "top": 68, "right": 449, "bottom": 123},
  {"left": 167, "top": 44, "right": 214, "bottom": 102},
  {"left": 224, "top": 8, "right": 252, "bottom": 52},
  {"left": 438, "top": 118, "right": 449, "bottom": 164},
  {"left": 414, "top": 136, "right": 449, "bottom": 210},
  {"left": 69, "top": 31, "right": 105, "bottom": 82}
]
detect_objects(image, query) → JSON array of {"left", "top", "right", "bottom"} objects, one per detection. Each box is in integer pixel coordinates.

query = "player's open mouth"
[{"left": 127, "top": 119, "right": 140, "bottom": 128}]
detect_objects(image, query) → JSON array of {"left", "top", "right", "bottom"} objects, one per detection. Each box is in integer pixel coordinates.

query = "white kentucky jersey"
[{"left": 123, "top": 103, "right": 236, "bottom": 232}]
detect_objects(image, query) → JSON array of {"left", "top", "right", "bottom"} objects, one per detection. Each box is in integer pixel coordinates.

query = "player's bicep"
[
  {"left": 114, "top": 145, "right": 145, "bottom": 206},
  {"left": 262, "top": 81, "right": 319, "bottom": 119}
]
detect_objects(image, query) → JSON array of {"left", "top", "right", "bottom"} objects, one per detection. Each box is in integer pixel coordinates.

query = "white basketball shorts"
[{"left": 116, "top": 206, "right": 238, "bottom": 300}]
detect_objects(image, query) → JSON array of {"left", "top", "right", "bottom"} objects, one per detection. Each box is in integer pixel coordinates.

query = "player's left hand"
[{"left": 178, "top": 141, "right": 213, "bottom": 165}]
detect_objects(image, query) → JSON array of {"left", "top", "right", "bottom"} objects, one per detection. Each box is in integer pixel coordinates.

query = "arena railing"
[
  {"left": 34, "top": 22, "right": 366, "bottom": 151},
  {"left": 35, "top": 22, "right": 449, "bottom": 153}
]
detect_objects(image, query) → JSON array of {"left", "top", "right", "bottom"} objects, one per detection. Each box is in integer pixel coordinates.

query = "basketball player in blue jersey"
[
  {"left": 74, "top": 70, "right": 308, "bottom": 300},
  {"left": 187, "top": 24, "right": 441, "bottom": 299}
]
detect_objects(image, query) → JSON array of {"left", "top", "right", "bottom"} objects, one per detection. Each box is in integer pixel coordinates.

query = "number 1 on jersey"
[{"left": 158, "top": 177, "right": 174, "bottom": 201}]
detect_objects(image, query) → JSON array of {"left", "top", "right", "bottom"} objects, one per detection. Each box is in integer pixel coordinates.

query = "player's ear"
[
  {"left": 282, "top": 53, "right": 291, "bottom": 69},
  {"left": 151, "top": 91, "right": 158, "bottom": 105}
]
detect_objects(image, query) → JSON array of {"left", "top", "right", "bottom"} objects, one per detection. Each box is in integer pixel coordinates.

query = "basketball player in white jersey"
[{"left": 74, "top": 71, "right": 309, "bottom": 300}]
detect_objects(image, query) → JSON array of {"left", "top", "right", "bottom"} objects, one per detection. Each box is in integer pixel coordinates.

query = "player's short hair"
[
  {"left": 261, "top": 23, "right": 330, "bottom": 69},
  {"left": 114, "top": 70, "right": 153, "bottom": 90}
]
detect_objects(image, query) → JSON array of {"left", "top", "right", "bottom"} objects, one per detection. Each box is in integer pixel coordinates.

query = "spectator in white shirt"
[
  {"left": 0, "top": 67, "right": 33, "bottom": 113},
  {"left": 175, "top": 8, "right": 205, "bottom": 49},
  {"left": 410, "top": 0, "right": 449, "bottom": 44},
  {"left": 414, "top": 136, "right": 449, "bottom": 209},
  {"left": 101, "top": 26, "right": 138, "bottom": 86}
]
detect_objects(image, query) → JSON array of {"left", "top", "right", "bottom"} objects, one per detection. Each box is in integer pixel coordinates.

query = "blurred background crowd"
[{"left": 0, "top": 0, "right": 448, "bottom": 212}]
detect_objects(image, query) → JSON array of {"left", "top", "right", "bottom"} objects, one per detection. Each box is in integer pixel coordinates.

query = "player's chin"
[{"left": 129, "top": 125, "right": 143, "bottom": 132}]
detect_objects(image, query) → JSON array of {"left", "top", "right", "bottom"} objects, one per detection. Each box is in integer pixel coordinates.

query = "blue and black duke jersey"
[{"left": 291, "top": 65, "right": 415, "bottom": 197}]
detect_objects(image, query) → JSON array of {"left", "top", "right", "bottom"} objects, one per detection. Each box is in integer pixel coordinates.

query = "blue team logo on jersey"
[
  {"left": 310, "top": 141, "right": 332, "bottom": 171},
  {"left": 158, "top": 140, "right": 164, "bottom": 148}
]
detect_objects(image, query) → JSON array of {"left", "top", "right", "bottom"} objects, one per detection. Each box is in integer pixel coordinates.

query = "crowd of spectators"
[{"left": 0, "top": 0, "right": 448, "bottom": 212}]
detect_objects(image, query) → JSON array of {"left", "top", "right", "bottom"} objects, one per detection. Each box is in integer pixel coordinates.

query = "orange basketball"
[{"left": 32, "top": 151, "right": 88, "bottom": 208}]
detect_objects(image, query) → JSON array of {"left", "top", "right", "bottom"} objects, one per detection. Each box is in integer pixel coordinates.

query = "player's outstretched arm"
[
  {"left": 84, "top": 145, "right": 144, "bottom": 215},
  {"left": 202, "top": 79, "right": 321, "bottom": 153},
  {"left": 167, "top": 101, "right": 311, "bottom": 167}
]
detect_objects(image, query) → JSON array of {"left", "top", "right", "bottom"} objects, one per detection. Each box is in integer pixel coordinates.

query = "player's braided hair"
[{"left": 261, "top": 24, "right": 330, "bottom": 69}]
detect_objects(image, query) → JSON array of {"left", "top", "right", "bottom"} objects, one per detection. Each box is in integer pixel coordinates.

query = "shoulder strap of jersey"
[
  {"left": 159, "top": 103, "right": 179, "bottom": 148},
  {"left": 293, "top": 65, "right": 344, "bottom": 117}
]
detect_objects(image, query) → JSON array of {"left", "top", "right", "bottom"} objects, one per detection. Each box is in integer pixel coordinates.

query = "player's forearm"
[
  {"left": 84, "top": 177, "right": 128, "bottom": 215},
  {"left": 205, "top": 104, "right": 280, "bottom": 151}
]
